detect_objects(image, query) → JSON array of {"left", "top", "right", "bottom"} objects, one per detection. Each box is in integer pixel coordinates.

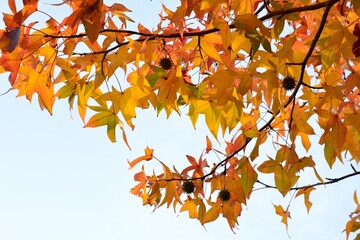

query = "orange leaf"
[
  {"left": 273, "top": 204, "right": 291, "bottom": 230},
  {"left": 205, "top": 136, "right": 212, "bottom": 153},
  {"left": 213, "top": 18, "right": 231, "bottom": 48},
  {"left": 108, "top": 3, "right": 132, "bottom": 12},
  {"left": 0, "top": 50, "right": 21, "bottom": 85},
  {"left": 295, "top": 187, "right": 315, "bottom": 213},
  {"left": 8, "top": 0, "right": 17, "bottom": 14},
  {"left": 13, "top": 0, "right": 38, "bottom": 24},
  {"left": 352, "top": 23, "right": 360, "bottom": 58},
  {"left": 17, "top": 70, "right": 54, "bottom": 115},
  {"left": 226, "top": 175, "right": 246, "bottom": 204},
  {"left": 331, "top": 115, "right": 347, "bottom": 157},
  {"left": 127, "top": 147, "right": 154, "bottom": 169},
  {"left": 130, "top": 171, "right": 147, "bottom": 196},
  {"left": 354, "top": 191, "right": 359, "bottom": 206},
  {"left": 138, "top": 23, "right": 151, "bottom": 35}
]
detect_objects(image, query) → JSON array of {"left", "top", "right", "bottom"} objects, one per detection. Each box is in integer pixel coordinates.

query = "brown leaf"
[
  {"left": 352, "top": 23, "right": 360, "bottom": 57},
  {"left": 80, "top": 0, "right": 104, "bottom": 43}
]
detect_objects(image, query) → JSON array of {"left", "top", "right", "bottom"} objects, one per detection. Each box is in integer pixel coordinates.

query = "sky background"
[{"left": 0, "top": 1, "right": 359, "bottom": 240}]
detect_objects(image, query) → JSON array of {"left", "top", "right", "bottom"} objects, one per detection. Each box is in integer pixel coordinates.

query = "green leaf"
[
  {"left": 274, "top": 167, "right": 296, "bottom": 197},
  {"left": 240, "top": 159, "right": 258, "bottom": 197}
]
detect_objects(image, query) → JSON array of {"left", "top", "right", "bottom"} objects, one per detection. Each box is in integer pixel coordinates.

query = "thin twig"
[
  {"left": 40, "top": 0, "right": 340, "bottom": 57},
  {"left": 255, "top": 168, "right": 360, "bottom": 191}
]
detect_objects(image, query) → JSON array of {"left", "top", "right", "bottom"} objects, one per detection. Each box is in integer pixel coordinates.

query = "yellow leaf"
[
  {"left": 288, "top": 156, "right": 315, "bottom": 176},
  {"left": 291, "top": 106, "right": 315, "bottom": 136},
  {"left": 226, "top": 175, "right": 246, "bottom": 204},
  {"left": 240, "top": 159, "right": 258, "bottom": 198},
  {"left": 18, "top": 69, "right": 54, "bottom": 115},
  {"left": 313, "top": 167, "right": 324, "bottom": 184},
  {"left": 201, "top": 34, "right": 224, "bottom": 63},
  {"left": 258, "top": 159, "right": 280, "bottom": 173},
  {"left": 299, "top": 132, "right": 311, "bottom": 152},
  {"left": 189, "top": 99, "right": 221, "bottom": 138},
  {"left": 156, "top": 73, "right": 180, "bottom": 115},
  {"left": 158, "top": 162, "right": 182, "bottom": 209},
  {"left": 202, "top": 202, "right": 221, "bottom": 224},
  {"left": 244, "top": 129, "right": 259, "bottom": 138},
  {"left": 100, "top": 86, "right": 150, "bottom": 129},
  {"left": 77, "top": 81, "right": 94, "bottom": 122},
  {"left": 235, "top": 14, "right": 270, "bottom": 37},
  {"left": 159, "top": 181, "right": 179, "bottom": 208},
  {"left": 213, "top": 18, "right": 231, "bottom": 48},
  {"left": 180, "top": 199, "right": 198, "bottom": 218}
]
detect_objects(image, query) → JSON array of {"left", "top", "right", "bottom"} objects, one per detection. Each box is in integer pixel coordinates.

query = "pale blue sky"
[{"left": 0, "top": 1, "right": 358, "bottom": 240}]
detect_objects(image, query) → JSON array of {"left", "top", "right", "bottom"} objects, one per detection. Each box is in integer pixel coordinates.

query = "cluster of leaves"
[
  {"left": 345, "top": 192, "right": 360, "bottom": 240},
  {"left": 1, "top": 0, "right": 360, "bottom": 237}
]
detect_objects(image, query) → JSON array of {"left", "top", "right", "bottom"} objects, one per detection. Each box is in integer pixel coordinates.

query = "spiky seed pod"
[
  {"left": 159, "top": 57, "right": 172, "bottom": 70},
  {"left": 218, "top": 189, "right": 231, "bottom": 202},
  {"left": 282, "top": 77, "right": 296, "bottom": 90},
  {"left": 182, "top": 181, "right": 195, "bottom": 194}
]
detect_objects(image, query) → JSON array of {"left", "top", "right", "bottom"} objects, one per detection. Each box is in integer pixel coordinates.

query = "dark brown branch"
[
  {"left": 40, "top": 0, "right": 340, "bottom": 57},
  {"left": 256, "top": 168, "right": 360, "bottom": 191},
  {"left": 301, "top": 82, "right": 323, "bottom": 89},
  {"left": 285, "top": 0, "right": 338, "bottom": 106},
  {"left": 259, "top": 0, "right": 339, "bottom": 21},
  {"left": 285, "top": 0, "right": 337, "bottom": 142}
]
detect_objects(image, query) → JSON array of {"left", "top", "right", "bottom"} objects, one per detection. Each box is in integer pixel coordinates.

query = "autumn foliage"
[{"left": 1, "top": 0, "right": 360, "bottom": 238}]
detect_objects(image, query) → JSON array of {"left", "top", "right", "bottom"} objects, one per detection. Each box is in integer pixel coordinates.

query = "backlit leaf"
[
  {"left": 180, "top": 198, "right": 198, "bottom": 218},
  {"left": 273, "top": 204, "right": 291, "bottom": 230},
  {"left": 295, "top": 187, "right": 315, "bottom": 213},
  {"left": 127, "top": 147, "right": 154, "bottom": 169}
]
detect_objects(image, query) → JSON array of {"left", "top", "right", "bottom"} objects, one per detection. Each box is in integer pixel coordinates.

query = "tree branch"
[
  {"left": 259, "top": 0, "right": 339, "bottom": 21},
  {"left": 40, "top": 0, "right": 340, "bottom": 57},
  {"left": 256, "top": 167, "right": 360, "bottom": 191}
]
